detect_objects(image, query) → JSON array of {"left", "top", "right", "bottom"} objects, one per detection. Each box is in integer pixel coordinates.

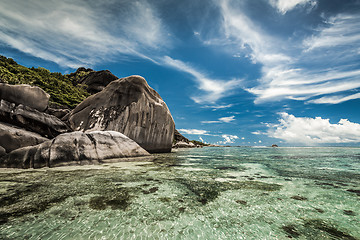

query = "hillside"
[{"left": 0, "top": 55, "right": 90, "bottom": 108}]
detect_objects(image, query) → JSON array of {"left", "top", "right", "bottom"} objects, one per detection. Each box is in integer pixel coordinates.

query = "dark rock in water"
[
  {"left": 282, "top": 224, "right": 300, "bottom": 238},
  {"left": 0, "top": 83, "right": 50, "bottom": 111},
  {"left": 346, "top": 189, "right": 360, "bottom": 196},
  {"left": 271, "top": 144, "right": 278, "bottom": 147},
  {"left": 235, "top": 200, "right": 247, "bottom": 205},
  {"left": 343, "top": 210, "right": 356, "bottom": 216},
  {"left": 78, "top": 70, "right": 118, "bottom": 94},
  {"left": 0, "top": 131, "right": 150, "bottom": 168},
  {"left": 304, "top": 219, "right": 357, "bottom": 240},
  {"left": 291, "top": 195, "right": 308, "bottom": 201},
  {"left": 0, "top": 122, "right": 48, "bottom": 153},
  {"left": 65, "top": 75, "right": 175, "bottom": 153},
  {"left": 0, "top": 99, "right": 70, "bottom": 138}
]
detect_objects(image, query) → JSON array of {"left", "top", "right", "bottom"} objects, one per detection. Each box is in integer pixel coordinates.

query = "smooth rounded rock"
[
  {"left": 0, "top": 83, "right": 50, "bottom": 111},
  {"left": 65, "top": 75, "right": 175, "bottom": 153},
  {"left": 0, "top": 131, "right": 150, "bottom": 168}
]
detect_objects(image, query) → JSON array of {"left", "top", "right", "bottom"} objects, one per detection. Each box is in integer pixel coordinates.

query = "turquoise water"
[{"left": 0, "top": 147, "right": 359, "bottom": 239}]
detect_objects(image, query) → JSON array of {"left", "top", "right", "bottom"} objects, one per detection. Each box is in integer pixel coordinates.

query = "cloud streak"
[
  {"left": 0, "top": 0, "right": 168, "bottom": 68},
  {"left": 201, "top": 115, "right": 235, "bottom": 124},
  {"left": 211, "top": 1, "right": 360, "bottom": 105},
  {"left": 162, "top": 56, "right": 241, "bottom": 103}
]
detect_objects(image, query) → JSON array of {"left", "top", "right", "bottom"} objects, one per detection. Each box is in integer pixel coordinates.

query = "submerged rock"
[
  {"left": 0, "top": 122, "right": 48, "bottom": 153},
  {"left": 65, "top": 75, "right": 175, "bottom": 153},
  {"left": 0, "top": 99, "right": 70, "bottom": 138},
  {"left": 0, "top": 83, "right": 50, "bottom": 111},
  {"left": 0, "top": 131, "right": 150, "bottom": 168}
]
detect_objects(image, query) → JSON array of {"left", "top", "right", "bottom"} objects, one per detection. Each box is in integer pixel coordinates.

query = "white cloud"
[
  {"left": 162, "top": 56, "right": 241, "bottom": 103},
  {"left": 265, "top": 112, "right": 360, "bottom": 145},
  {"left": 0, "top": 0, "right": 168, "bottom": 68},
  {"left": 202, "top": 115, "right": 235, "bottom": 124},
  {"left": 269, "top": 0, "right": 317, "bottom": 14},
  {"left": 219, "top": 134, "right": 239, "bottom": 144},
  {"left": 178, "top": 129, "right": 209, "bottom": 135}
]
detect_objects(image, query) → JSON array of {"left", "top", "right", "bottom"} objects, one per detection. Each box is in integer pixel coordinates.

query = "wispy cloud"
[
  {"left": 265, "top": 112, "right": 360, "bottom": 145},
  {"left": 201, "top": 115, "right": 235, "bottom": 124},
  {"left": 201, "top": 104, "right": 234, "bottom": 111},
  {"left": 178, "top": 129, "right": 209, "bottom": 135},
  {"left": 162, "top": 56, "right": 241, "bottom": 103},
  {"left": 0, "top": 0, "right": 168, "bottom": 68},
  {"left": 269, "top": 0, "right": 317, "bottom": 14},
  {"left": 211, "top": 1, "right": 360, "bottom": 105}
]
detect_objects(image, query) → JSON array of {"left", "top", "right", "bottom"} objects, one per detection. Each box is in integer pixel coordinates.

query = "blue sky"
[{"left": 1, "top": 0, "right": 360, "bottom": 146}]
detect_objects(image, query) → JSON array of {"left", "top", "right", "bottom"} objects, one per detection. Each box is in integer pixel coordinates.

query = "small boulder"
[
  {"left": 0, "top": 83, "right": 50, "bottom": 111},
  {"left": 65, "top": 75, "right": 175, "bottom": 153},
  {"left": 0, "top": 122, "right": 48, "bottom": 153},
  {"left": 0, "top": 131, "right": 150, "bottom": 168}
]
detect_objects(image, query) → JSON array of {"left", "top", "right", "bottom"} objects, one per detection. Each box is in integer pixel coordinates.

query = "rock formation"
[
  {"left": 0, "top": 131, "right": 150, "bottom": 168},
  {"left": 65, "top": 75, "right": 175, "bottom": 153},
  {"left": 0, "top": 122, "right": 48, "bottom": 153},
  {"left": 174, "top": 129, "right": 190, "bottom": 143},
  {"left": 0, "top": 100, "right": 70, "bottom": 138},
  {"left": 0, "top": 83, "right": 50, "bottom": 111},
  {"left": 78, "top": 70, "right": 118, "bottom": 94}
]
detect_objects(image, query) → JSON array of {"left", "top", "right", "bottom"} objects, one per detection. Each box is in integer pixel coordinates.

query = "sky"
[{"left": 1, "top": 0, "right": 360, "bottom": 146}]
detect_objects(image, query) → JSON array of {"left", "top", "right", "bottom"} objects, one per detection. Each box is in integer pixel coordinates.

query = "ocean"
[{"left": 0, "top": 147, "right": 359, "bottom": 239}]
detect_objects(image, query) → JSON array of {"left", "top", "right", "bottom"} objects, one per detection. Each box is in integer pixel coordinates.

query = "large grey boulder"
[
  {"left": 0, "top": 131, "right": 150, "bottom": 168},
  {"left": 65, "top": 75, "right": 175, "bottom": 153},
  {"left": 0, "top": 99, "right": 70, "bottom": 138},
  {"left": 0, "top": 83, "right": 50, "bottom": 111},
  {"left": 0, "top": 122, "right": 48, "bottom": 153}
]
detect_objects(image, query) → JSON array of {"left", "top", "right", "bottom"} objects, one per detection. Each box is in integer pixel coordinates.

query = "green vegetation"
[{"left": 0, "top": 55, "right": 91, "bottom": 108}]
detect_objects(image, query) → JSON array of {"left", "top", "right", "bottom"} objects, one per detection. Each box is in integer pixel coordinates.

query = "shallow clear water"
[{"left": 0, "top": 147, "right": 359, "bottom": 239}]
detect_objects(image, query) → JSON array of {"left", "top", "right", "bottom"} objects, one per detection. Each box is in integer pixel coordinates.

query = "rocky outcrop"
[
  {"left": 0, "top": 122, "right": 48, "bottom": 153},
  {"left": 0, "top": 83, "right": 50, "bottom": 111},
  {"left": 0, "top": 131, "right": 150, "bottom": 168},
  {"left": 174, "top": 129, "right": 190, "bottom": 143},
  {"left": 78, "top": 70, "right": 118, "bottom": 94},
  {"left": 65, "top": 75, "right": 175, "bottom": 153},
  {"left": 0, "top": 146, "right": 5, "bottom": 158},
  {"left": 173, "top": 141, "right": 197, "bottom": 148},
  {"left": 0, "top": 100, "right": 70, "bottom": 138}
]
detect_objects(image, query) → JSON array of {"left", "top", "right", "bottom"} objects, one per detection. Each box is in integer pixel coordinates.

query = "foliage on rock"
[{"left": 0, "top": 55, "right": 90, "bottom": 108}]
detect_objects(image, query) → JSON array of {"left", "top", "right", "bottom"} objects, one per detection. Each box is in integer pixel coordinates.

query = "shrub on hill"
[{"left": 0, "top": 55, "right": 90, "bottom": 108}]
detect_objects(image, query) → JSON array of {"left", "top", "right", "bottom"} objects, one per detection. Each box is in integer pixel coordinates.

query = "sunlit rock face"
[
  {"left": 0, "top": 83, "right": 50, "bottom": 112},
  {"left": 65, "top": 76, "right": 175, "bottom": 153},
  {"left": 0, "top": 131, "right": 150, "bottom": 168}
]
